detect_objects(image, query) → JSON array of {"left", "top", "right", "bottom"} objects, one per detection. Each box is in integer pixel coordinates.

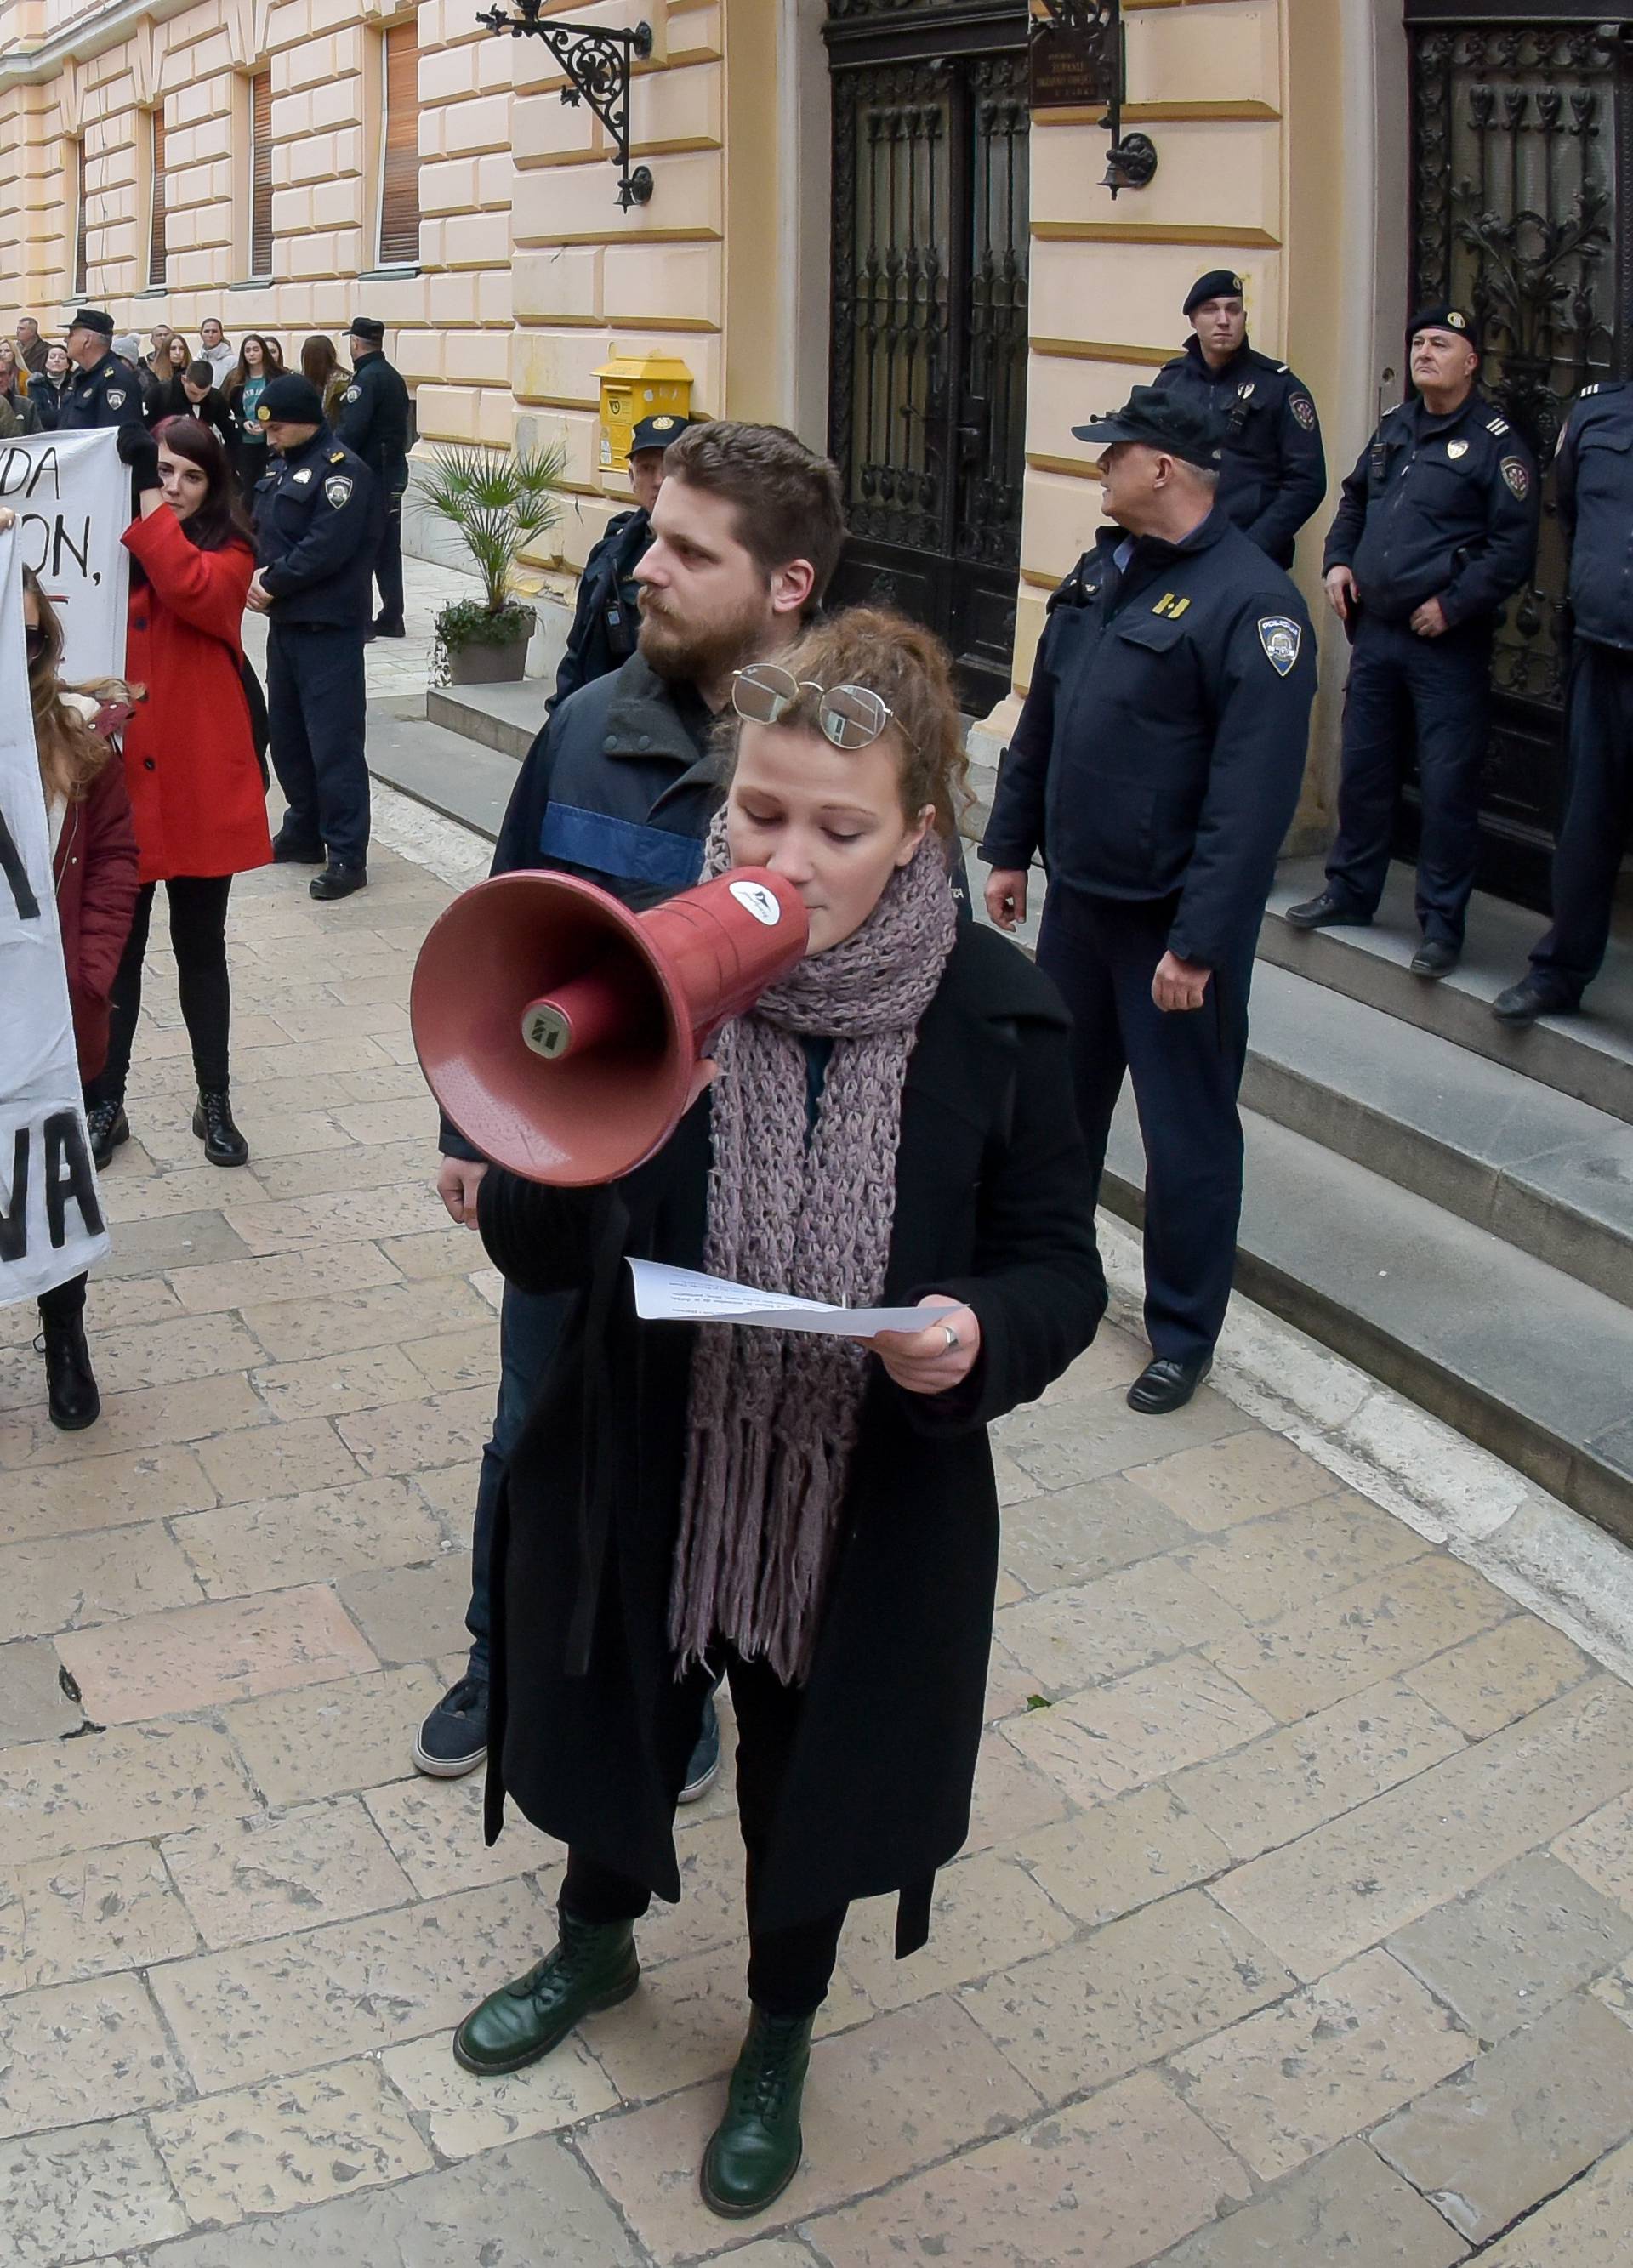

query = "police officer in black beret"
[
  {"left": 56, "top": 309, "right": 148, "bottom": 437},
  {"left": 246, "top": 372, "right": 381, "bottom": 901},
  {"left": 1150, "top": 270, "right": 1327, "bottom": 569},
  {"left": 337, "top": 316, "right": 412, "bottom": 640},
  {"left": 1494, "top": 378, "right": 1633, "bottom": 1026},
  {"left": 982, "top": 387, "right": 1317, "bottom": 1414},
  {"left": 1289, "top": 306, "right": 1540, "bottom": 975},
  {"left": 548, "top": 412, "right": 681, "bottom": 715}
]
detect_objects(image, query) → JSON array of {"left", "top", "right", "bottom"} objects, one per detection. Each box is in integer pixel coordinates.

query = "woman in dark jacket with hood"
[{"left": 450, "top": 609, "right": 1106, "bottom": 2220}]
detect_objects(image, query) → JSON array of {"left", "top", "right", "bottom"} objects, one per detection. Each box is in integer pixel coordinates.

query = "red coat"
[
  {"left": 53, "top": 761, "right": 140, "bottom": 1081},
  {"left": 120, "top": 511, "right": 273, "bottom": 885}
]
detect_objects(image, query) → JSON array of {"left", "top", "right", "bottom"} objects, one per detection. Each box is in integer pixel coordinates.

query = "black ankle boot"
[
  {"left": 40, "top": 1316, "right": 100, "bottom": 1431},
  {"left": 84, "top": 1099, "right": 128, "bottom": 1170},
  {"left": 192, "top": 1089, "right": 248, "bottom": 1168}
]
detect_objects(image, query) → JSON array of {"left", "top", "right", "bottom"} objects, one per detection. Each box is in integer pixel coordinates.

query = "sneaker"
[
  {"left": 679, "top": 1691, "right": 721, "bottom": 1805},
  {"left": 413, "top": 1674, "right": 489, "bottom": 1777}
]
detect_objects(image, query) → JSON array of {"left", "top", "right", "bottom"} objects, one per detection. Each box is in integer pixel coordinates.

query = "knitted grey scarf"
[{"left": 668, "top": 817, "right": 959, "bottom": 1684}]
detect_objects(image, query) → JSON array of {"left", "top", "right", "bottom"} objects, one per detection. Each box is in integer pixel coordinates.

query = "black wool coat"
[{"left": 476, "top": 923, "right": 1107, "bottom": 1956}]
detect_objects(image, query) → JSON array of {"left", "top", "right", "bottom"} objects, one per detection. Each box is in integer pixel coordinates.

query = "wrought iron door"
[
  {"left": 825, "top": 0, "right": 1030, "bottom": 713},
  {"left": 1407, "top": 7, "right": 1633, "bottom": 907}
]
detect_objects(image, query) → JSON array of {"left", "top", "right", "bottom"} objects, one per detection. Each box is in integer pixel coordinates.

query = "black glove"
[{"left": 117, "top": 427, "right": 162, "bottom": 492}]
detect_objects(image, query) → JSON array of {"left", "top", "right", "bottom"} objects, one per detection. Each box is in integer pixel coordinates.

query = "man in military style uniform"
[
  {"left": 548, "top": 412, "right": 681, "bottom": 714},
  {"left": 1150, "top": 270, "right": 1327, "bottom": 569},
  {"left": 56, "top": 309, "right": 147, "bottom": 436},
  {"left": 982, "top": 388, "right": 1317, "bottom": 1416},
  {"left": 1289, "top": 306, "right": 1540, "bottom": 975},
  {"left": 336, "top": 316, "right": 412, "bottom": 640},
  {"left": 1494, "top": 380, "right": 1633, "bottom": 1025},
  {"left": 246, "top": 372, "right": 380, "bottom": 902}
]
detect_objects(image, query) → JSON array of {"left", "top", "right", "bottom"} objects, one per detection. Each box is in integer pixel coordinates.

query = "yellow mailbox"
[{"left": 596, "top": 352, "right": 695, "bottom": 475}]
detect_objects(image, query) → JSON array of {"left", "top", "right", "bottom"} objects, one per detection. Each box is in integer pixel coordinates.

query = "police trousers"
[
  {"left": 1038, "top": 884, "right": 1255, "bottom": 1365},
  {"left": 373, "top": 496, "right": 404, "bottom": 630},
  {"left": 1325, "top": 611, "right": 1494, "bottom": 944},
  {"left": 1530, "top": 640, "right": 1633, "bottom": 1005},
  {"left": 266, "top": 621, "right": 370, "bottom": 867}
]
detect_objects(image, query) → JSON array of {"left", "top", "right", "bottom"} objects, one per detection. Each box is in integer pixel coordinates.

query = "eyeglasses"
[{"left": 731, "top": 662, "right": 902, "bottom": 753}]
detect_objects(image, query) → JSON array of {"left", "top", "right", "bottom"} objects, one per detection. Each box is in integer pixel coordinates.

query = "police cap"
[
  {"left": 257, "top": 373, "right": 326, "bottom": 425},
  {"left": 66, "top": 307, "right": 115, "bottom": 338},
  {"left": 1073, "top": 385, "right": 1223, "bottom": 470},
  {"left": 1183, "top": 270, "right": 1246, "bottom": 316},
  {"left": 629, "top": 412, "right": 685, "bottom": 455},
  {"left": 1408, "top": 304, "right": 1481, "bottom": 358},
  {"left": 346, "top": 316, "right": 386, "bottom": 344}
]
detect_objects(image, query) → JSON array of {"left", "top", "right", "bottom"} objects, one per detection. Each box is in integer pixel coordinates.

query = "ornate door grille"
[
  {"left": 1408, "top": 9, "right": 1633, "bottom": 907},
  {"left": 825, "top": 1, "right": 1030, "bottom": 713}
]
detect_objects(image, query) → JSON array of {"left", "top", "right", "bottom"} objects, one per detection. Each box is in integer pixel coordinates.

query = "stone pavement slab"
[{"left": 3, "top": 828, "right": 1632, "bottom": 2265}]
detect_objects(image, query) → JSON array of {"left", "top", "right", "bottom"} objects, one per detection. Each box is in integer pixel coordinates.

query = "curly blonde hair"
[{"left": 25, "top": 568, "right": 143, "bottom": 803}]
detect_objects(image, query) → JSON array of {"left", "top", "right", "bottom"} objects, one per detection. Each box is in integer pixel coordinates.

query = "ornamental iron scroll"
[
  {"left": 1030, "top": 0, "right": 1156, "bottom": 196},
  {"left": 475, "top": 4, "right": 655, "bottom": 208}
]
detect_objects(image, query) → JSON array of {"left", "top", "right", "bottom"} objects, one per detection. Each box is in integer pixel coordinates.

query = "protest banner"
[
  {"left": 0, "top": 428, "right": 129, "bottom": 679},
  {"left": 0, "top": 519, "right": 111, "bottom": 1307}
]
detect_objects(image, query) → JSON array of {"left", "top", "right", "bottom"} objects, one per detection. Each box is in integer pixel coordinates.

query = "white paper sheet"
[{"left": 629, "top": 1258, "right": 934, "bottom": 1339}]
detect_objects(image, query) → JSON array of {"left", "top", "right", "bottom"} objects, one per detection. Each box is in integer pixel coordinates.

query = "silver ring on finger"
[{"left": 942, "top": 1323, "right": 960, "bottom": 1353}]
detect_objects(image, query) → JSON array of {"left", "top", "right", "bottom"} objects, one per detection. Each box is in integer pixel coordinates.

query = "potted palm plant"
[{"left": 418, "top": 440, "right": 567, "bottom": 686}]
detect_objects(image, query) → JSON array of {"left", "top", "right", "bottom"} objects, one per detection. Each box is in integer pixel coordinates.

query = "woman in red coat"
[{"left": 83, "top": 417, "right": 272, "bottom": 1169}]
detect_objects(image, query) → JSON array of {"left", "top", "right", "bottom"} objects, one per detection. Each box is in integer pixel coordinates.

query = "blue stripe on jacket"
[{"left": 538, "top": 803, "right": 707, "bottom": 892}]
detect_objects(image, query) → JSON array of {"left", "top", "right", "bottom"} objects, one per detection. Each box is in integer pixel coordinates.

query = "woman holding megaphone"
[{"left": 452, "top": 609, "right": 1106, "bottom": 2220}]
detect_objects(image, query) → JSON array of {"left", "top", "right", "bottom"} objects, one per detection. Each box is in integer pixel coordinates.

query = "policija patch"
[
  {"left": 1259, "top": 616, "right": 1303, "bottom": 677},
  {"left": 324, "top": 475, "right": 354, "bottom": 509},
  {"left": 1290, "top": 395, "right": 1317, "bottom": 431},
  {"left": 1501, "top": 457, "right": 1531, "bottom": 501}
]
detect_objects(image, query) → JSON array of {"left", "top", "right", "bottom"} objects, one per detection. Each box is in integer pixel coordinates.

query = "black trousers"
[
  {"left": 1037, "top": 884, "right": 1254, "bottom": 1366},
  {"left": 37, "top": 1272, "right": 87, "bottom": 1328},
  {"left": 373, "top": 498, "right": 404, "bottom": 629},
  {"left": 1324, "top": 612, "right": 1494, "bottom": 946},
  {"left": 1530, "top": 641, "right": 1633, "bottom": 1005},
  {"left": 563, "top": 1648, "right": 848, "bottom": 2020},
  {"left": 86, "top": 876, "right": 234, "bottom": 1107},
  {"left": 266, "top": 621, "right": 370, "bottom": 867}
]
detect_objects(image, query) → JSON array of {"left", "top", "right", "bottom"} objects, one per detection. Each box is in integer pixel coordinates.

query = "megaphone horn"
[{"left": 411, "top": 866, "right": 811, "bottom": 1187}]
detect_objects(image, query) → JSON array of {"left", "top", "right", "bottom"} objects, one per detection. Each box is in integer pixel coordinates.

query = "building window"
[
  {"left": 377, "top": 21, "right": 421, "bottom": 267},
  {"left": 72, "top": 139, "right": 89, "bottom": 296},
  {"left": 146, "top": 110, "right": 167, "bottom": 287},
  {"left": 250, "top": 69, "right": 274, "bottom": 278}
]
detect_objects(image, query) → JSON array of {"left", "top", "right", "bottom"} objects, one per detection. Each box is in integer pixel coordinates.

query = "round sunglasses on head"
[{"left": 732, "top": 662, "right": 899, "bottom": 752}]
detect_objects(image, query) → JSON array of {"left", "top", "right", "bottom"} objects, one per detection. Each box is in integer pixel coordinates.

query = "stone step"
[
  {"left": 426, "top": 679, "right": 543, "bottom": 764},
  {"left": 366, "top": 713, "right": 517, "bottom": 842},
  {"left": 1243, "top": 960, "right": 1633, "bottom": 1309},
  {"left": 1261, "top": 855, "right": 1633, "bottom": 1128},
  {"left": 1103, "top": 1096, "right": 1633, "bottom": 1543}
]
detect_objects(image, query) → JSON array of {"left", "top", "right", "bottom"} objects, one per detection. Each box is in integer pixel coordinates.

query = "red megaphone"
[{"left": 411, "top": 867, "right": 810, "bottom": 1185}]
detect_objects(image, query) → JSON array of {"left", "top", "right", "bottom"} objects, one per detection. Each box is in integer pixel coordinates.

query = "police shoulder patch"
[
  {"left": 106, "top": 389, "right": 125, "bottom": 407},
  {"left": 1289, "top": 395, "right": 1317, "bottom": 431},
  {"left": 324, "top": 474, "right": 354, "bottom": 509},
  {"left": 1258, "top": 616, "right": 1303, "bottom": 677},
  {"left": 1500, "top": 456, "right": 1531, "bottom": 501},
  {"left": 343, "top": 385, "right": 361, "bottom": 402}
]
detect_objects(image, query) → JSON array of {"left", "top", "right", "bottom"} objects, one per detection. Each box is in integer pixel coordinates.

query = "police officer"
[
  {"left": 547, "top": 412, "right": 681, "bottom": 715},
  {"left": 982, "top": 387, "right": 1317, "bottom": 1415},
  {"left": 246, "top": 372, "right": 380, "bottom": 901},
  {"left": 337, "top": 316, "right": 412, "bottom": 639},
  {"left": 56, "top": 309, "right": 148, "bottom": 437},
  {"left": 1289, "top": 306, "right": 1540, "bottom": 975},
  {"left": 1151, "top": 270, "right": 1327, "bottom": 568},
  {"left": 1493, "top": 384, "right": 1633, "bottom": 1026}
]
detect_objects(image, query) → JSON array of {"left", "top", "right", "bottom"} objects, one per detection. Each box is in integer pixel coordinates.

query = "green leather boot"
[
  {"left": 452, "top": 1910, "right": 639, "bottom": 2076},
  {"left": 700, "top": 2006, "right": 815, "bottom": 2219}
]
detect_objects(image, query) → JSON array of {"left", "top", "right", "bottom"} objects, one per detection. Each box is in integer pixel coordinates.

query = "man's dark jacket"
[
  {"left": 1152, "top": 338, "right": 1326, "bottom": 567},
  {"left": 336, "top": 350, "right": 412, "bottom": 500},
  {"left": 1553, "top": 380, "right": 1633, "bottom": 654},
  {"left": 549, "top": 507, "right": 654, "bottom": 715}
]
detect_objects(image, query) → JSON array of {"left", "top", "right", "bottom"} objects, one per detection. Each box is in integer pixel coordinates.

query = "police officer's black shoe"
[
  {"left": 1284, "top": 890, "right": 1368, "bottom": 932},
  {"left": 192, "top": 1089, "right": 249, "bottom": 1168},
  {"left": 1128, "top": 1354, "right": 1212, "bottom": 1416},
  {"left": 1492, "top": 976, "right": 1575, "bottom": 1027},
  {"left": 310, "top": 863, "right": 368, "bottom": 901},
  {"left": 1410, "top": 939, "right": 1459, "bottom": 980},
  {"left": 270, "top": 830, "right": 325, "bottom": 865},
  {"left": 39, "top": 1316, "right": 100, "bottom": 1431},
  {"left": 373, "top": 617, "right": 407, "bottom": 638},
  {"left": 85, "top": 1100, "right": 128, "bottom": 1170}
]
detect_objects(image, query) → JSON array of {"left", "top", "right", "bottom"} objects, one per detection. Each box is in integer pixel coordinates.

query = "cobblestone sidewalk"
[{"left": 3, "top": 825, "right": 1633, "bottom": 2265}]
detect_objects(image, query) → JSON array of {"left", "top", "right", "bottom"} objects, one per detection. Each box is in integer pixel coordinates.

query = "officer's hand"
[
  {"left": 985, "top": 868, "right": 1028, "bottom": 932},
  {"left": 1411, "top": 597, "right": 1449, "bottom": 639},
  {"left": 1152, "top": 952, "right": 1212, "bottom": 1015},
  {"left": 246, "top": 570, "right": 272, "bottom": 614},
  {"left": 436, "top": 1156, "right": 488, "bottom": 1228},
  {"left": 1324, "top": 566, "right": 1357, "bottom": 622}
]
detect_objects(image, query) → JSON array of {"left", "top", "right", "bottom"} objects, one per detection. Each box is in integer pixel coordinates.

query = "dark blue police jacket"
[
  {"left": 982, "top": 509, "right": 1317, "bottom": 971},
  {"left": 254, "top": 424, "right": 381, "bottom": 628},
  {"left": 549, "top": 507, "right": 654, "bottom": 716},
  {"left": 1555, "top": 381, "right": 1633, "bottom": 655},
  {"left": 1151, "top": 338, "right": 1326, "bottom": 568},
  {"left": 56, "top": 351, "right": 147, "bottom": 435},
  {"left": 1324, "top": 389, "right": 1539, "bottom": 628},
  {"left": 335, "top": 351, "right": 412, "bottom": 499}
]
